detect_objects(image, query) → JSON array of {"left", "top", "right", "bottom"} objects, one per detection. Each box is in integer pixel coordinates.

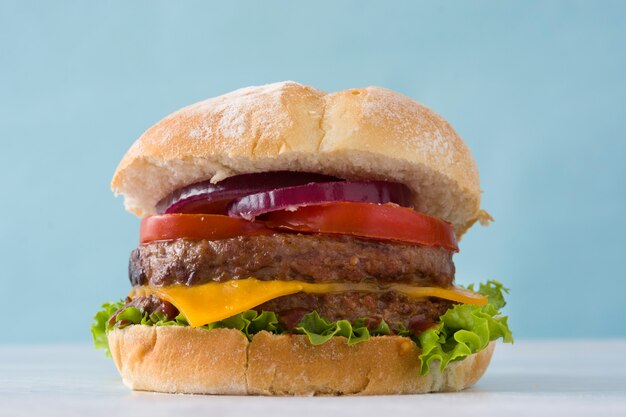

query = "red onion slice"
[
  {"left": 157, "top": 171, "right": 339, "bottom": 214},
  {"left": 227, "top": 181, "right": 412, "bottom": 220}
]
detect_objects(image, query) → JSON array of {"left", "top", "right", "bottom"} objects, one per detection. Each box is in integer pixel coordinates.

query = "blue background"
[{"left": 1, "top": 1, "right": 625, "bottom": 342}]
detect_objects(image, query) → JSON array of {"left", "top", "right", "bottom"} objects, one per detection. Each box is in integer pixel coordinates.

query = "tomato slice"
[
  {"left": 265, "top": 202, "right": 458, "bottom": 252},
  {"left": 140, "top": 204, "right": 458, "bottom": 251},
  {"left": 140, "top": 214, "right": 273, "bottom": 244}
]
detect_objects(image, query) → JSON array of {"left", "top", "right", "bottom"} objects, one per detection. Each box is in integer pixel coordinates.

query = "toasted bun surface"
[
  {"left": 108, "top": 326, "right": 495, "bottom": 395},
  {"left": 112, "top": 81, "right": 489, "bottom": 237}
]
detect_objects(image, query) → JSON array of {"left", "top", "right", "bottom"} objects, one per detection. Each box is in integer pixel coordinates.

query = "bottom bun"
[{"left": 108, "top": 326, "right": 495, "bottom": 395}]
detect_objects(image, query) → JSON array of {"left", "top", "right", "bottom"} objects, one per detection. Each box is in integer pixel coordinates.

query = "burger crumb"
[{"left": 398, "top": 340, "right": 414, "bottom": 356}]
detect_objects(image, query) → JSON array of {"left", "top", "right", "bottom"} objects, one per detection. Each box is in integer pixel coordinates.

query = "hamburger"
[{"left": 92, "top": 81, "right": 512, "bottom": 395}]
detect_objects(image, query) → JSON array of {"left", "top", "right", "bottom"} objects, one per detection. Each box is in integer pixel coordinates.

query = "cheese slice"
[{"left": 130, "top": 278, "right": 487, "bottom": 327}]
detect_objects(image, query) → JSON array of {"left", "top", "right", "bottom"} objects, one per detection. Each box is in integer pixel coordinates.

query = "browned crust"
[
  {"left": 129, "top": 234, "right": 455, "bottom": 288},
  {"left": 108, "top": 326, "right": 495, "bottom": 395},
  {"left": 110, "top": 81, "right": 485, "bottom": 238}
]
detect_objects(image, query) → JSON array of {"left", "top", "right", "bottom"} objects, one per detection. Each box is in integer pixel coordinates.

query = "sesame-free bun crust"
[
  {"left": 112, "top": 81, "right": 489, "bottom": 237},
  {"left": 108, "top": 326, "right": 495, "bottom": 395}
]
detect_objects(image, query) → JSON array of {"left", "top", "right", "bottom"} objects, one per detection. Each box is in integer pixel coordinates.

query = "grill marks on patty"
[{"left": 129, "top": 234, "right": 455, "bottom": 288}]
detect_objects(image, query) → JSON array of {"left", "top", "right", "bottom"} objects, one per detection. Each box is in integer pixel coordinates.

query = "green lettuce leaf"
[
  {"left": 467, "top": 280, "right": 509, "bottom": 310},
  {"left": 204, "top": 310, "right": 282, "bottom": 339},
  {"left": 116, "top": 307, "right": 143, "bottom": 325},
  {"left": 90, "top": 300, "right": 123, "bottom": 357},
  {"left": 91, "top": 304, "right": 284, "bottom": 356},
  {"left": 417, "top": 280, "right": 513, "bottom": 375},
  {"left": 294, "top": 312, "right": 375, "bottom": 345}
]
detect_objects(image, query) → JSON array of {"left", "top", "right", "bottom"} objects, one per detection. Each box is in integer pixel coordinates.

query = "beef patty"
[
  {"left": 129, "top": 234, "right": 455, "bottom": 287},
  {"left": 125, "top": 293, "right": 453, "bottom": 334},
  {"left": 258, "top": 292, "right": 454, "bottom": 332}
]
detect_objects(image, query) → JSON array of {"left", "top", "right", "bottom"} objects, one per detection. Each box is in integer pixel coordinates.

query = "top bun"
[{"left": 112, "top": 81, "right": 489, "bottom": 238}]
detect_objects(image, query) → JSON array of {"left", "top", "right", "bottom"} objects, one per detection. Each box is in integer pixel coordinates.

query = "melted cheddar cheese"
[{"left": 130, "top": 278, "right": 487, "bottom": 327}]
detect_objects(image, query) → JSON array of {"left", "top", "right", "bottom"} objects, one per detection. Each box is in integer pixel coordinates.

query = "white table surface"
[{"left": 0, "top": 340, "right": 625, "bottom": 417}]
